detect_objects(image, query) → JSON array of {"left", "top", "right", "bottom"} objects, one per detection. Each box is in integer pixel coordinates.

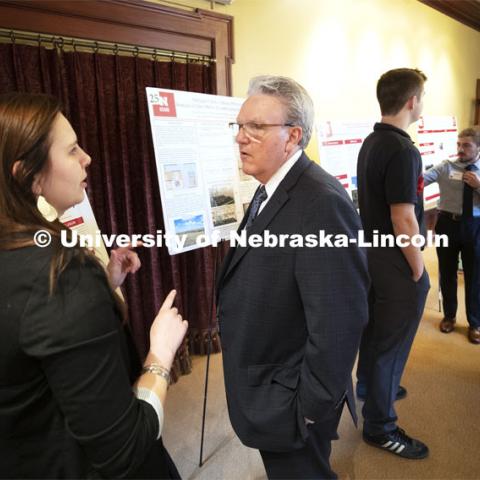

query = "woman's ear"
[
  {"left": 11, "top": 160, "right": 21, "bottom": 178},
  {"left": 31, "top": 174, "right": 43, "bottom": 196},
  {"left": 13, "top": 160, "right": 43, "bottom": 195}
]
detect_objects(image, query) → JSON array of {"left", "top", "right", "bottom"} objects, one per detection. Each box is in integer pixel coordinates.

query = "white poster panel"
[
  {"left": 317, "top": 120, "right": 374, "bottom": 208},
  {"left": 146, "top": 88, "right": 253, "bottom": 255},
  {"left": 60, "top": 194, "right": 110, "bottom": 265},
  {"left": 417, "top": 115, "right": 458, "bottom": 207}
]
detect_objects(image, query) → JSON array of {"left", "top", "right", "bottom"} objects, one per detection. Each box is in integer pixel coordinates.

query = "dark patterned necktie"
[
  {"left": 462, "top": 164, "right": 476, "bottom": 219},
  {"left": 244, "top": 185, "right": 268, "bottom": 229}
]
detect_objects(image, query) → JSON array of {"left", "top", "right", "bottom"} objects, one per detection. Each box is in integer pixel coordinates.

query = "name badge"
[{"left": 449, "top": 170, "right": 463, "bottom": 181}]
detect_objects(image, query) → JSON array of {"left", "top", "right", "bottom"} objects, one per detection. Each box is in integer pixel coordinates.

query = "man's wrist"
[{"left": 412, "top": 265, "right": 424, "bottom": 280}]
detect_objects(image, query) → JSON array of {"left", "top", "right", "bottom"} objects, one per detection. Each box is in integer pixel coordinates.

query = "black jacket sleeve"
[{"left": 20, "top": 257, "right": 159, "bottom": 478}]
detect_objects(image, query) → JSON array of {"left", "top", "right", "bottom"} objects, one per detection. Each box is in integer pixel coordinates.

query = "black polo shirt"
[{"left": 357, "top": 122, "right": 425, "bottom": 242}]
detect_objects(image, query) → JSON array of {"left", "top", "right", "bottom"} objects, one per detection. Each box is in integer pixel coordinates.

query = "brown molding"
[
  {"left": 0, "top": 0, "right": 234, "bottom": 95},
  {"left": 197, "top": 7, "right": 234, "bottom": 95},
  {"left": 475, "top": 79, "right": 480, "bottom": 126},
  {"left": 418, "top": 0, "right": 480, "bottom": 32}
]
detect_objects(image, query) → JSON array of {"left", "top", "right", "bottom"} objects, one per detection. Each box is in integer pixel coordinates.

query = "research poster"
[
  {"left": 146, "top": 88, "right": 253, "bottom": 255},
  {"left": 417, "top": 115, "right": 458, "bottom": 208},
  {"left": 317, "top": 120, "right": 374, "bottom": 208}
]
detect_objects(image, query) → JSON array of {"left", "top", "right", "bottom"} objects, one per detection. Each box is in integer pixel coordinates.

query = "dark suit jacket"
[
  {"left": 216, "top": 153, "right": 369, "bottom": 452},
  {"left": 0, "top": 245, "right": 177, "bottom": 479}
]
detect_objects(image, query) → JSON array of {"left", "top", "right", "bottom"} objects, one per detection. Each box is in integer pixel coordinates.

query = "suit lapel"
[
  {"left": 219, "top": 153, "right": 312, "bottom": 286},
  {"left": 215, "top": 190, "right": 257, "bottom": 298},
  {"left": 224, "top": 188, "right": 289, "bottom": 279}
]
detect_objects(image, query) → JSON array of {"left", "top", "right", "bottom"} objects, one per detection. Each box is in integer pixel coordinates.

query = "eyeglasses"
[{"left": 228, "top": 122, "right": 294, "bottom": 140}]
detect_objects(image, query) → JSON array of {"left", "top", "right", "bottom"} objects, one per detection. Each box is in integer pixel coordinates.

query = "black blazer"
[
  {"left": 0, "top": 245, "right": 178, "bottom": 479},
  {"left": 216, "top": 153, "right": 369, "bottom": 452}
]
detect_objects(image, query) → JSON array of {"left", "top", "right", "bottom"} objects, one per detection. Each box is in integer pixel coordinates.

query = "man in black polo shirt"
[{"left": 355, "top": 68, "right": 431, "bottom": 459}]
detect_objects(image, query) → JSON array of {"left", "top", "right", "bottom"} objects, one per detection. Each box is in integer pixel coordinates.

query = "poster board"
[
  {"left": 317, "top": 120, "right": 374, "bottom": 208},
  {"left": 146, "top": 88, "right": 254, "bottom": 255}
]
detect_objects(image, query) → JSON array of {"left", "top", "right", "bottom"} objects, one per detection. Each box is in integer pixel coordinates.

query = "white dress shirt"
[{"left": 258, "top": 149, "right": 303, "bottom": 215}]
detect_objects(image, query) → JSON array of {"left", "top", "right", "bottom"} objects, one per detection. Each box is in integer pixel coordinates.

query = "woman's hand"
[
  {"left": 106, "top": 244, "right": 141, "bottom": 289},
  {"left": 148, "top": 290, "right": 188, "bottom": 369}
]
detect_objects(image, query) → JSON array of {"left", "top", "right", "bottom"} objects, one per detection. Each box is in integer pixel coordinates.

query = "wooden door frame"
[{"left": 0, "top": 0, "right": 234, "bottom": 95}]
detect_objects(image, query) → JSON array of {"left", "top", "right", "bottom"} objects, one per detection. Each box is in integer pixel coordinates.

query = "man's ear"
[
  {"left": 287, "top": 126, "right": 303, "bottom": 150},
  {"left": 406, "top": 95, "right": 416, "bottom": 111}
]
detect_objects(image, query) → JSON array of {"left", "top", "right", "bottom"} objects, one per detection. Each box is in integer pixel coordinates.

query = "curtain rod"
[
  {"left": 154, "top": 0, "right": 216, "bottom": 11},
  {"left": 0, "top": 28, "right": 215, "bottom": 64}
]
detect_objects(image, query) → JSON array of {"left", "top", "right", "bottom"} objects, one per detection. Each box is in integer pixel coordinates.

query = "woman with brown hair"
[{"left": 0, "top": 93, "right": 187, "bottom": 478}]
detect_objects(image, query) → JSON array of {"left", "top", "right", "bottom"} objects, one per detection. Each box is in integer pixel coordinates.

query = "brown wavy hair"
[{"left": 0, "top": 93, "right": 123, "bottom": 311}]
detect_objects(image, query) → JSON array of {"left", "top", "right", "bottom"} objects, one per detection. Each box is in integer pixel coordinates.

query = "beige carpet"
[{"left": 163, "top": 247, "right": 480, "bottom": 479}]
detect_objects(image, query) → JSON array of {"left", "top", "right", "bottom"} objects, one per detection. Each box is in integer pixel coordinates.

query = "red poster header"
[
  {"left": 64, "top": 216, "right": 84, "bottom": 228},
  {"left": 418, "top": 129, "right": 457, "bottom": 134},
  {"left": 322, "top": 140, "right": 344, "bottom": 146},
  {"left": 152, "top": 92, "right": 177, "bottom": 117}
]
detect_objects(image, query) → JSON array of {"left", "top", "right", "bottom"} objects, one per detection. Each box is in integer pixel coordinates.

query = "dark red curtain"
[{"left": 0, "top": 42, "right": 229, "bottom": 377}]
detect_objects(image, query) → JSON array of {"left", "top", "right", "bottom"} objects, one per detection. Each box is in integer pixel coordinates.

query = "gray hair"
[{"left": 247, "top": 75, "right": 314, "bottom": 148}]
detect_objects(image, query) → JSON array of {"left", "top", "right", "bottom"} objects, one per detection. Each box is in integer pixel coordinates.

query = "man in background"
[
  {"left": 356, "top": 68, "right": 430, "bottom": 459},
  {"left": 216, "top": 75, "right": 369, "bottom": 479},
  {"left": 424, "top": 128, "right": 480, "bottom": 344}
]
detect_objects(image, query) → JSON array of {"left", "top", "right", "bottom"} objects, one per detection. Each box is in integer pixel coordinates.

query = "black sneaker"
[
  {"left": 363, "top": 427, "right": 429, "bottom": 459},
  {"left": 356, "top": 385, "right": 407, "bottom": 402}
]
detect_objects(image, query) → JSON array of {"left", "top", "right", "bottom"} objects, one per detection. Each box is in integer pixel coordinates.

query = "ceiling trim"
[{"left": 419, "top": 0, "right": 480, "bottom": 32}]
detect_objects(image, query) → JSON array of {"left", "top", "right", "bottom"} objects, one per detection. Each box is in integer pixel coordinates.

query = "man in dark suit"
[{"left": 216, "top": 75, "right": 369, "bottom": 479}]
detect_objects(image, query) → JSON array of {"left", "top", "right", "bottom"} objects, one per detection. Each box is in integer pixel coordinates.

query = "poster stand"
[{"left": 199, "top": 244, "right": 223, "bottom": 467}]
